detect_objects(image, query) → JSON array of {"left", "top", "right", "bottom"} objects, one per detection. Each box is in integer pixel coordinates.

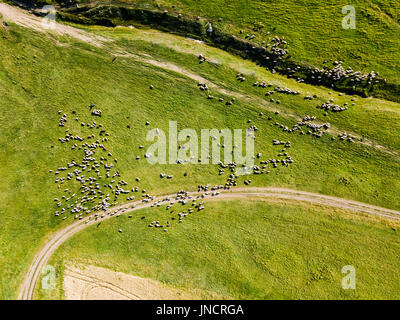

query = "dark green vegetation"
[
  {"left": 13, "top": 0, "right": 400, "bottom": 101},
  {"left": 41, "top": 200, "right": 400, "bottom": 299},
  {"left": 0, "top": 2, "right": 399, "bottom": 299}
]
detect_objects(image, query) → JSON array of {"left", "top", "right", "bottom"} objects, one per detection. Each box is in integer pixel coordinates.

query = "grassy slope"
[
  {"left": 0, "top": 18, "right": 399, "bottom": 298},
  {"left": 160, "top": 0, "right": 400, "bottom": 85},
  {"left": 102, "top": 27, "right": 400, "bottom": 150},
  {"left": 39, "top": 199, "right": 400, "bottom": 300},
  {"left": 30, "top": 0, "right": 400, "bottom": 86}
]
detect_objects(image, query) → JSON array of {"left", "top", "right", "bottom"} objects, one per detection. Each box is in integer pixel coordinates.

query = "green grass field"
[
  {"left": 23, "top": 0, "right": 400, "bottom": 88},
  {"left": 38, "top": 199, "right": 400, "bottom": 300},
  {"left": 0, "top": 1, "right": 399, "bottom": 299}
]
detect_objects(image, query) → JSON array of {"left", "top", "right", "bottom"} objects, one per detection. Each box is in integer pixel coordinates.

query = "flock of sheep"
[{"left": 49, "top": 45, "right": 359, "bottom": 233}]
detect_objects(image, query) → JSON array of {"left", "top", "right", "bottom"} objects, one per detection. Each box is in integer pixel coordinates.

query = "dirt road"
[
  {"left": 18, "top": 187, "right": 400, "bottom": 300},
  {"left": 4, "top": 2, "right": 399, "bottom": 300},
  {"left": 0, "top": 2, "right": 107, "bottom": 46}
]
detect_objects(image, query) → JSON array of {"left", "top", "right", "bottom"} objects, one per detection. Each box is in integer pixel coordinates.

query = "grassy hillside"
[
  {"left": 16, "top": 0, "right": 400, "bottom": 100},
  {"left": 39, "top": 199, "right": 400, "bottom": 300},
  {"left": 0, "top": 5, "right": 399, "bottom": 299}
]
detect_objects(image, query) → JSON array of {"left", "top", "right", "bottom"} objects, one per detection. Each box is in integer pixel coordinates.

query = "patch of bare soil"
[{"left": 63, "top": 263, "right": 203, "bottom": 300}]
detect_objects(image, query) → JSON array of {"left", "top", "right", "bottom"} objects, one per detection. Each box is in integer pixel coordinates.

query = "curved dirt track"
[{"left": 18, "top": 187, "right": 400, "bottom": 300}]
